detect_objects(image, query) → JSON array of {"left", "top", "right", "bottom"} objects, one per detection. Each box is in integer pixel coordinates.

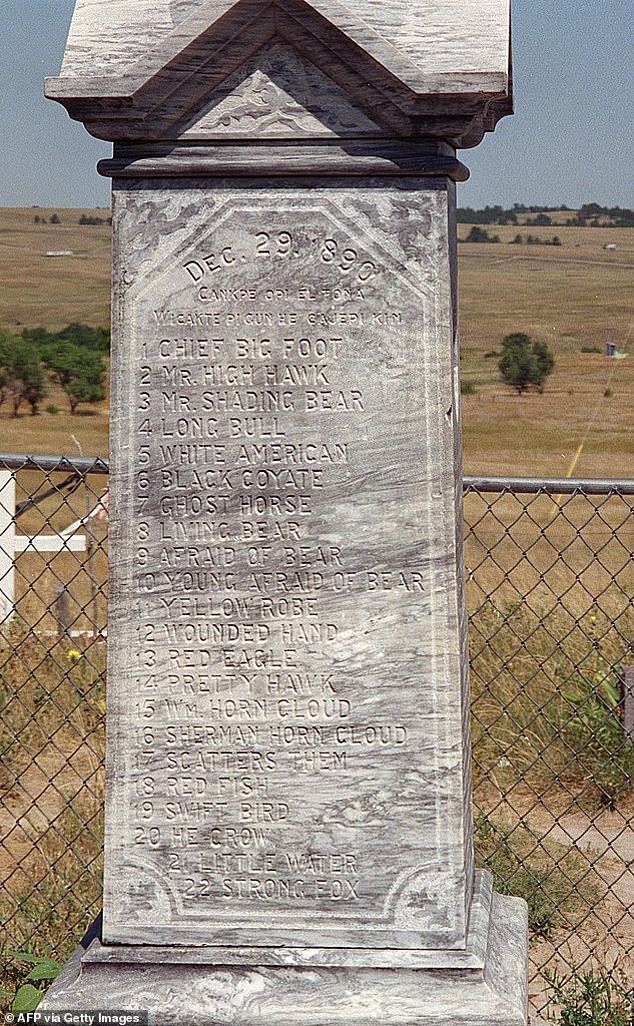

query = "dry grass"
[
  {"left": 0, "top": 408, "right": 109, "bottom": 466},
  {"left": 0, "top": 208, "right": 111, "bottom": 332},
  {"left": 470, "top": 602, "right": 634, "bottom": 808},
  {"left": 0, "top": 620, "right": 105, "bottom": 1006},
  {"left": 474, "top": 813, "right": 601, "bottom": 939},
  {"left": 458, "top": 222, "right": 634, "bottom": 479},
  {"left": 5, "top": 469, "right": 109, "bottom": 635},
  {"left": 464, "top": 488, "right": 634, "bottom": 807},
  {"left": 1, "top": 208, "right": 634, "bottom": 476}
]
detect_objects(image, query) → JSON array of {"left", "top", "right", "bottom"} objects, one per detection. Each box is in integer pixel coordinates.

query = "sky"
[{"left": 0, "top": 0, "right": 632, "bottom": 209}]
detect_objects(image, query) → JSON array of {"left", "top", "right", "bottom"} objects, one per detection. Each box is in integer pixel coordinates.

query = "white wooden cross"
[{"left": 0, "top": 470, "right": 87, "bottom": 621}]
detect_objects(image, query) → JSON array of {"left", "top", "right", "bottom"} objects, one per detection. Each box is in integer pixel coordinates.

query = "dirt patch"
[{"left": 523, "top": 799, "right": 633, "bottom": 1023}]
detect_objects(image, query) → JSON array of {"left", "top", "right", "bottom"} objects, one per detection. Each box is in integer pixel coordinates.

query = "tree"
[
  {"left": 56, "top": 322, "right": 110, "bottom": 352},
  {"left": 531, "top": 340, "right": 555, "bottom": 393},
  {"left": 465, "top": 226, "right": 498, "bottom": 243},
  {"left": 41, "top": 341, "right": 106, "bottom": 414},
  {"left": 23, "top": 323, "right": 110, "bottom": 354},
  {"left": 0, "top": 334, "right": 47, "bottom": 416},
  {"left": 499, "top": 333, "right": 555, "bottom": 395},
  {"left": 50, "top": 213, "right": 61, "bottom": 224}
]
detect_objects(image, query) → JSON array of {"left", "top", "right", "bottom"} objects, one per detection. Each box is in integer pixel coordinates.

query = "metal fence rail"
[{"left": 1, "top": 455, "right": 632, "bottom": 1021}]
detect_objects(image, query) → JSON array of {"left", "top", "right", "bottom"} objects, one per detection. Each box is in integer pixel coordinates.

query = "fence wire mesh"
[{"left": 0, "top": 455, "right": 632, "bottom": 1021}]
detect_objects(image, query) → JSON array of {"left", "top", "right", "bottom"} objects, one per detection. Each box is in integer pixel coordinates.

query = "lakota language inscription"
[{"left": 104, "top": 183, "right": 468, "bottom": 948}]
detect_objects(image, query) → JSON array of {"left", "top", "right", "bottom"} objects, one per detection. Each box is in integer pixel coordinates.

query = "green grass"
[{"left": 474, "top": 813, "right": 600, "bottom": 939}]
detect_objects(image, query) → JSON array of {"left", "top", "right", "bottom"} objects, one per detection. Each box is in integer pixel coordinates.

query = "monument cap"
[{"left": 45, "top": 0, "right": 512, "bottom": 146}]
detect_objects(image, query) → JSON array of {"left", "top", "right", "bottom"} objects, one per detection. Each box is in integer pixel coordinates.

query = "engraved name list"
[{"left": 105, "top": 188, "right": 457, "bottom": 948}]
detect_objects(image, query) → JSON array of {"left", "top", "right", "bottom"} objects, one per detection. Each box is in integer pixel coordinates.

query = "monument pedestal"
[
  {"left": 45, "top": 2, "right": 526, "bottom": 1023},
  {"left": 44, "top": 875, "right": 527, "bottom": 1025}
]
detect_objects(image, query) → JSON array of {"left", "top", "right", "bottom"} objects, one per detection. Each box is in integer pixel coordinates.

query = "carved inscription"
[{"left": 106, "top": 192, "right": 465, "bottom": 947}]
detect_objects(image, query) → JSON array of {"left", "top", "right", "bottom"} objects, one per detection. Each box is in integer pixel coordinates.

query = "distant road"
[{"left": 461, "top": 250, "right": 634, "bottom": 270}]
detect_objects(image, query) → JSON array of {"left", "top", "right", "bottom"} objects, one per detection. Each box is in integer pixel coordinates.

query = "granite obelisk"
[{"left": 43, "top": 2, "right": 528, "bottom": 1022}]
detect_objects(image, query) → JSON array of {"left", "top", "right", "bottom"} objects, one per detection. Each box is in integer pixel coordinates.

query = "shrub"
[
  {"left": 40, "top": 342, "right": 106, "bottom": 415},
  {"left": 461, "top": 381, "right": 477, "bottom": 395},
  {"left": 45, "top": 404, "right": 59, "bottom": 415},
  {"left": 23, "top": 324, "right": 110, "bottom": 353},
  {"left": 0, "top": 332, "right": 47, "bottom": 415},
  {"left": 581, "top": 346, "right": 602, "bottom": 354}
]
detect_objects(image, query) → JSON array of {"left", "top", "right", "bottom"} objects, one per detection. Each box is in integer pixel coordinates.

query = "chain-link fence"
[{"left": 1, "top": 455, "right": 632, "bottom": 1020}]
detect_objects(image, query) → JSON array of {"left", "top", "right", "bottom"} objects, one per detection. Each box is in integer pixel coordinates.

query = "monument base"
[{"left": 41, "top": 887, "right": 527, "bottom": 1025}]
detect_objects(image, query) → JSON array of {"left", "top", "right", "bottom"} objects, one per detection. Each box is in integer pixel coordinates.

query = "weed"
[
  {"left": 545, "top": 963, "right": 633, "bottom": 1025},
  {"left": 0, "top": 951, "right": 60, "bottom": 1012},
  {"left": 562, "top": 673, "right": 634, "bottom": 808},
  {"left": 0, "top": 620, "right": 105, "bottom": 1008}
]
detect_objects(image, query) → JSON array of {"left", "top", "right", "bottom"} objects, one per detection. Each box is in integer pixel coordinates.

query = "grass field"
[
  {"left": 0, "top": 206, "right": 633, "bottom": 477},
  {"left": 458, "top": 222, "right": 634, "bottom": 479}
]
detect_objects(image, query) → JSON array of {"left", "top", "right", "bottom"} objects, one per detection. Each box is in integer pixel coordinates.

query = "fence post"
[
  {"left": 0, "top": 471, "right": 16, "bottom": 622},
  {"left": 54, "top": 582, "right": 72, "bottom": 640},
  {"left": 622, "top": 667, "right": 634, "bottom": 742}
]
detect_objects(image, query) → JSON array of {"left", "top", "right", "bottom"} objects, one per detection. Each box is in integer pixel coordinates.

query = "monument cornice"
[
  {"left": 99, "top": 141, "right": 470, "bottom": 180},
  {"left": 45, "top": 0, "right": 512, "bottom": 146}
]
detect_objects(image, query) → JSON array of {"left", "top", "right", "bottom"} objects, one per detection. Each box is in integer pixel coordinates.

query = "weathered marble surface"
[
  {"left": 176, "top": 41, "right": 383, "bottom": 138},
  {"left": 41, "top": 890, "right": 528, "bottom": 1025},
  {"left": 46, "top": 0, "right": 512, "bottom": 149},
  {"left": 103, "top": 177, "right": 473, "bottom": 951},
  {"left": 98, "top": 143, "right": 469, "bottom": 180},
  {"left": 44, "top": 0, "right": 510, "bottom": 146},
  {"left": 99, "top": 873, "right": 495, "bottom": 970},
  {"left": 58, "top": 0, "right": 511, "bottom": 85}
]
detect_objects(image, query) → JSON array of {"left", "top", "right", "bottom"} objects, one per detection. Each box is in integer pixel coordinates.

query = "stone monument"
[{"left": 43, "top": 2, "right": 528, "bottom": 1022}]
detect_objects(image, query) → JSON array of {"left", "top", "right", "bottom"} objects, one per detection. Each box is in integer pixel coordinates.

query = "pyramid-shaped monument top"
[{"left": 46, "top": 0, "right": 512, "bottom": 145}]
